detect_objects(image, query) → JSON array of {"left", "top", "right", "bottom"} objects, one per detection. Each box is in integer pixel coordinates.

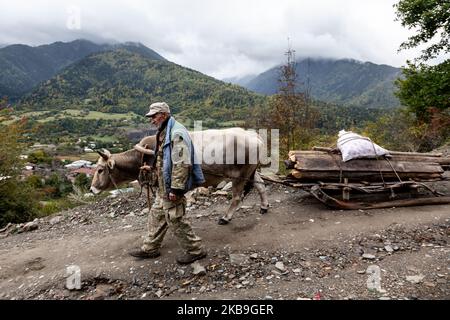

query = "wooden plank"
[
  {"left": 288, "top": 150, "right": 450, "bottom": 166},
  {"left": 293, "top": 158, "right": 443, "bottom": 173},
  {"left": 288, "top": 169, "right": 442, "bottom": 182},
  {"left": 310, "top": 146, "right": 443, "bottom": 157}
]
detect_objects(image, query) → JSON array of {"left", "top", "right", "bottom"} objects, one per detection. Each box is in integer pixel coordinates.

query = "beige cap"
[{"left": 145, "top": 102, "right": 171, "bottom": 117}]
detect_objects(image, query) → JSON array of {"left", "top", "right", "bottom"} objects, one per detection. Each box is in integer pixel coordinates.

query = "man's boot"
[
  {"left": 176, "top": 249, "right": 207, "bottom": 265},
  {"left": 129, "top": 248, "right": 161, "bottom": 259}
]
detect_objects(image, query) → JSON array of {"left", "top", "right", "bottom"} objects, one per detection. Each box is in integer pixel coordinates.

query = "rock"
[
  {"left": 357, "top": 270, "right": 366, "bottom": 274},
  {"left": 155, "top": 289, "right": 163, "bottom": 298},
  {"left": 250, "top": 253, "right": 258, "bottom": 259},
  {"left": 197, "top": 187, "right": 210, "bottom": 195},
  {"left": 213, "top": 190, "right": 229, "bottom": 196},
  {"left": 91, "top": 284, "right": 114, "bottom": 300},
  {"left": 406, "top": 275, "right": 425, "bottom": 284},
  {"left": 293, "top": 268, "right": 302, "bottom": 274},
  {"left": 217, "top": 181, "right": 227, "bottom": 189},
  {"left": 20, "top": 221, "right": 38, "bottom": 233},
  {"left": 264, "top": 295, "right": 273, "bottom": 300},
  {"left": 49, "top": 216, "right": 63, "bottom": 225},
  {"left": 138, "top": 208, "right": 149, "bottom": 216},
  {"left": 191, "top": 262, "right": 206, "bottom": 276},
  {"left": 362, "top": 254, "right": 376, "bottom": 260},
  {"left": 275, "top": 262, "right": 285, "bottom": 272},
  {"left": 229, "top": 254, "right": 249, "bottom": 266},
  {"left": 384, "top": 245, "right": 394, "bottom": 253},
  {"left": 222, "top": 182, "right": 232, "bottom": 191}
]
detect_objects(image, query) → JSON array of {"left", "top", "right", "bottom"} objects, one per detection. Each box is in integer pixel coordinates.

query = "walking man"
[{"left": 129, "top": 102, "right": 207, "bottom": 264}]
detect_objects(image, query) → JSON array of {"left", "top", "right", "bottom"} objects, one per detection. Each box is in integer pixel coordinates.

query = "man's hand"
[{"left": 168, "top": 192, "right": 177, "bottom": 201}]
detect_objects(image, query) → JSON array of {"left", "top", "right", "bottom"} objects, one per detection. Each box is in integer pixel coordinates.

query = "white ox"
[{"left": 90, "top": 128, "right": 269, "bottom": 224}]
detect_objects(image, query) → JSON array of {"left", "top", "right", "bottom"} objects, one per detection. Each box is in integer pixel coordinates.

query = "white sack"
[{"left": 337, "top": 130, "right": 389, "bottom": 162}]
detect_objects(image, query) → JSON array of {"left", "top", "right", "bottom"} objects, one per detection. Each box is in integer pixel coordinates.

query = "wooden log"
[
  {"left": 288, "top": 150, "right": 450, "bottom": 166},
  {"left": 288, "top": 169, "right": 442, "bottom": 182},
  {"left": 293, "top": 158, "right": 443, "bottom": 173},
  {"left": 311, "top": 146, "right": 443, "bottom": 157}
]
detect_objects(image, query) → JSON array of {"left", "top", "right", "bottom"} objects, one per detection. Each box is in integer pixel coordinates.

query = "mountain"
[
  {"left": 19, "top": 49, "right": 265, "bottom": 125},
  {"left": 245, "top": 58, "right": 402, "bottom": 108},
  {"left": 0, "top": 39, "right": 165, "bottom": 99},
  {"left": 222, "top": 74, "right": 257, "bottom": 87}
]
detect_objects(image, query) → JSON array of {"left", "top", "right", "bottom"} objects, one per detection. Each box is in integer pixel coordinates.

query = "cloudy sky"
[{"left": 0, "top": 0, "right": 440, "bottom": 79}]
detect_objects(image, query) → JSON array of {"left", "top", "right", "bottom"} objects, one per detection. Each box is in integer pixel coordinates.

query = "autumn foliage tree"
[{"left": 268, "top": 45, "right": 319, "bottom": 156}]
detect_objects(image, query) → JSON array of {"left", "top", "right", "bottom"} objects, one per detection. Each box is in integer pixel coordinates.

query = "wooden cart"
[{"left": 261, "top": 147, "right": 450, "bottom": 210}]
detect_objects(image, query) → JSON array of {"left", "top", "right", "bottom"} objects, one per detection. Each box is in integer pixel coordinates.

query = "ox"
[{"left": 90, "top": 128, "right": 269, "bottom": 224}]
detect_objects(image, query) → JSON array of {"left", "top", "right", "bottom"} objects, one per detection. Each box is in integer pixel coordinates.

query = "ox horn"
[{"left": 134, "top": 144, "right": 155, "bottom": 155}]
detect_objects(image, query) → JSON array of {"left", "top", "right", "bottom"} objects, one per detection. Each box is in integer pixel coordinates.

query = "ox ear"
[
  {"left": 96, "top": 149, "right": 112, "bottom": 161},
  {"left": 97, "top": 150, "right": 109, "bottom": 161},
  {"left": 107, "top": 159, "right": 115, "bottom": 170}
]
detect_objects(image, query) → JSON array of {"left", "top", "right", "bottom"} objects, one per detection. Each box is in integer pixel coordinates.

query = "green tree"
[
  {"left": 0, "top": 121, "right": 39, "bottom": 227},
  {"left": 394, "top": 0, "right": 450, "bottom": 61},
  {"left": 394, "top": 0, "right": 450, "bottom": 150},
  {"left": 395, "top": 60, "right": 450, "bottom": 122},
  {"left": 28, "top": 149, "right": 53, "bottom": 164}
]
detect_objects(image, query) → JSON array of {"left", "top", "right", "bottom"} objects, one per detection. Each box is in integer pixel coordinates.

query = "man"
[{"left": 129, "top": 102, "right": 207, "bottom": 264}]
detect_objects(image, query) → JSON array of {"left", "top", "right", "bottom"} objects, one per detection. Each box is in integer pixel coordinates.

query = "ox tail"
[{"left": 243, "top": 169, "right": 256, "bottom": 198}]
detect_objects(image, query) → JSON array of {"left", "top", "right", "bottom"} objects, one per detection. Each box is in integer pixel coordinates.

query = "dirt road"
[{"left": 0, "top": 181, "right": 448, "bottom": 300}]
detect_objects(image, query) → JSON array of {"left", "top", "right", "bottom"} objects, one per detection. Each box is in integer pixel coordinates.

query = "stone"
[
  {"left": 275, "top": 262, "right": 285, "bottom": 272},
  {"left": 384, "top": 245, "right": 394, "bottom": 253},
  {"left": 213, "top": 190, "right": 229, "bottom": 196},
  {"left": 191, "top": 262, "right": 206, "bottom": 276},
  {"left": 406, "top": 275, "right": 425, "bottom": 284},
  {"left": 229, "top": 254, "right": 249, "bottom": 266},
  {"left": 250, "top": 253, "right": 258, "bottom": 259},
  {"left": 362, "top": 254, "right": 376, "bottom": 260},
  {"left": 222, "top": 182, "right": 232, "bottom": 191},
  {"left": 49, "top": 216, "right": 63, "bottom": 225},
  {"left": 217, "top": 181, "right": 227, "bottom": 189},
  {"left": 293, "top": 268, "right": 302, "bottom": 274},
  {"left": 91, "top": 284, "right": 114, "bottom": 300},
  {"left": 20, "top": 221, "right": 38, "bottom": 233}
]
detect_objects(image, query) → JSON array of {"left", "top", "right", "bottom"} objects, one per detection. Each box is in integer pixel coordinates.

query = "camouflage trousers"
[{"left": 142, "top": 193, "right": 203, "bottom": 255}]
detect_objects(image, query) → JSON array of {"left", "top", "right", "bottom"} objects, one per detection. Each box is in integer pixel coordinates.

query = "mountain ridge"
[
  {"left": 241, "top": 57, "right": 402, "bottom": 108},
  {"left": 0, "top": 39, "right": 165, "bottom": 99}
]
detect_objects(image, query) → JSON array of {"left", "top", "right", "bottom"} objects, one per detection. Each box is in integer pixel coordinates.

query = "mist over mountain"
[{"left": 243, "top": 57, "right": 402, "bottom": 108}]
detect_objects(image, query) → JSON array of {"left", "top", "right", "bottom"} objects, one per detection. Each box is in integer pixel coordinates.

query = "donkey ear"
[{"left": 107, "top": 159, "right": 115, "bottom": 170}]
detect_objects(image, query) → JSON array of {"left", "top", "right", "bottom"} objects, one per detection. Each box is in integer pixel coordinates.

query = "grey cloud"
[{"left": 0, "top": 0, "right": 430, "bottom": 79}]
